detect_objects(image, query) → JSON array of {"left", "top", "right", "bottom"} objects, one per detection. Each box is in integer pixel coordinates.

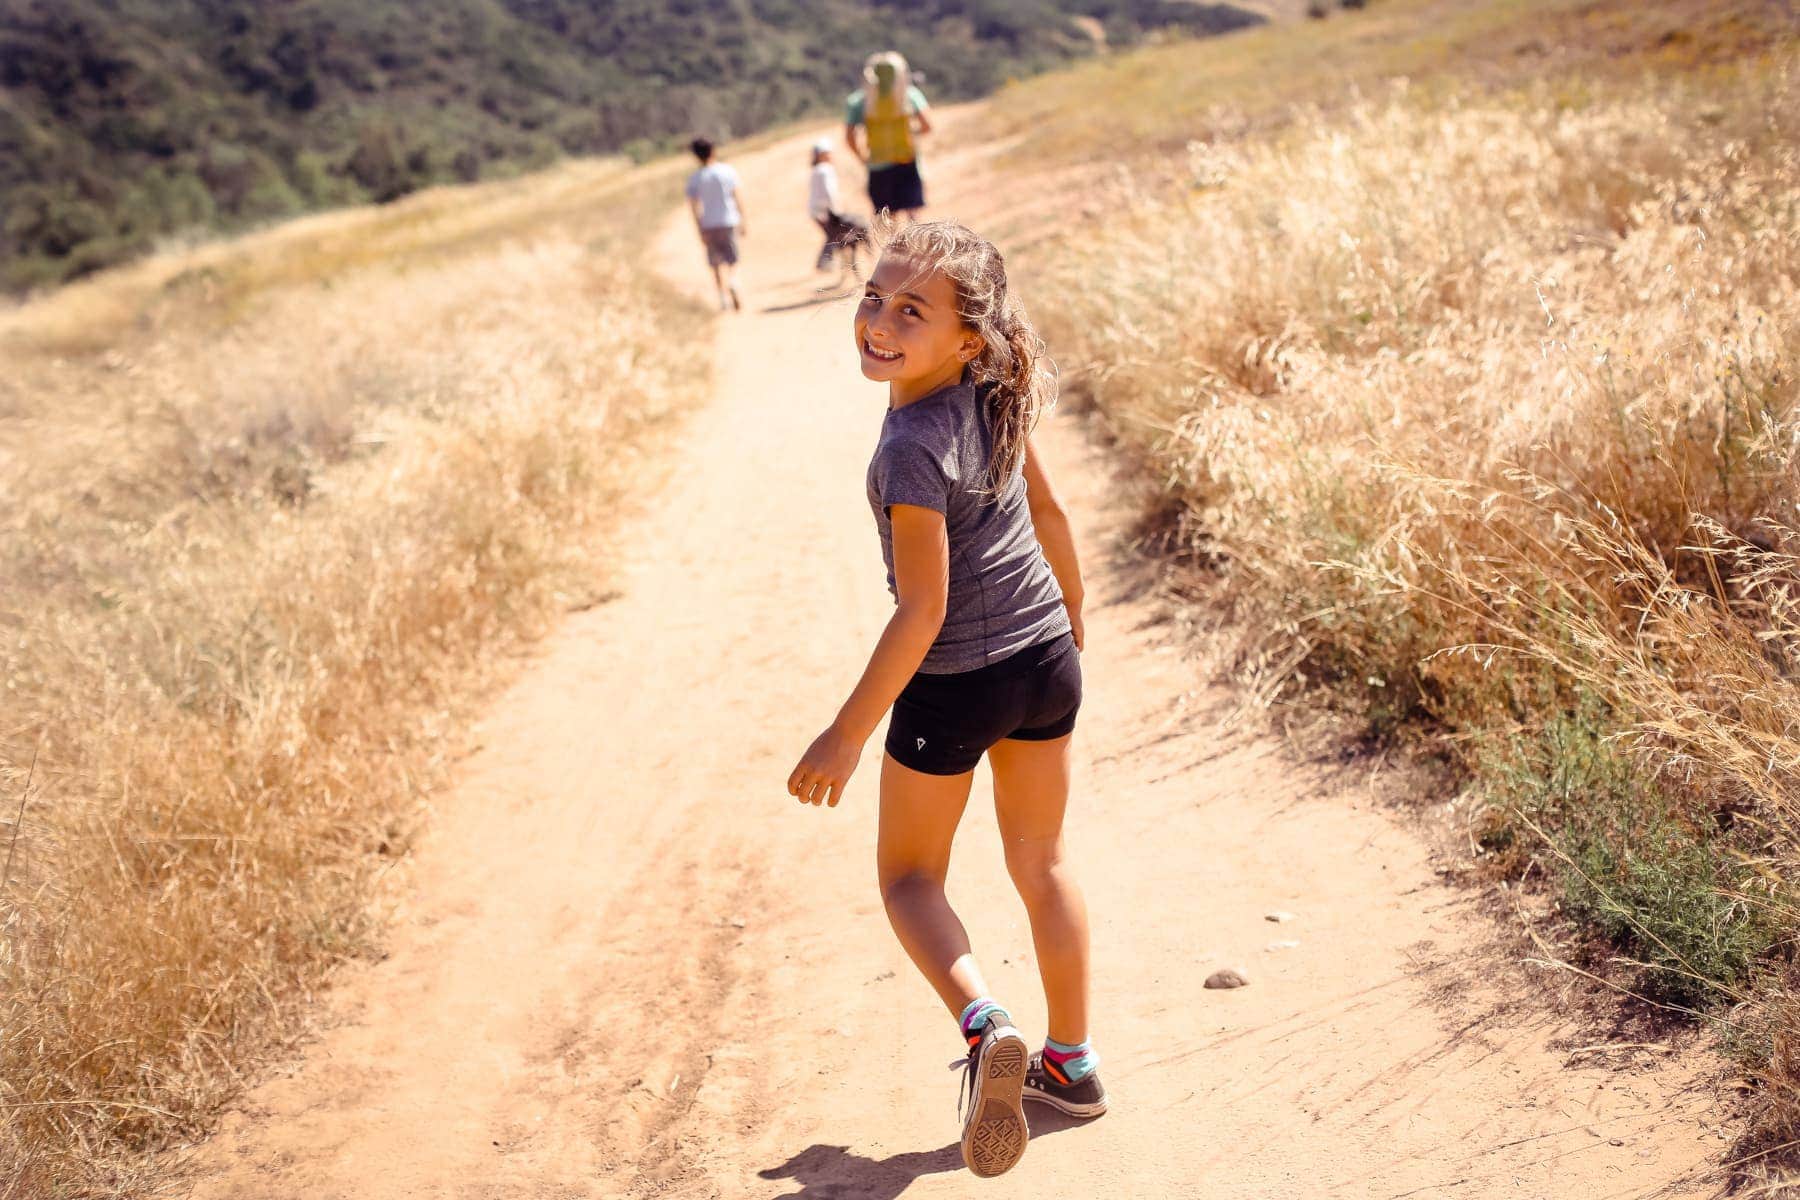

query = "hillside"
[{"left": 0, "top": 0, "right": 1264, "bottom": 290}]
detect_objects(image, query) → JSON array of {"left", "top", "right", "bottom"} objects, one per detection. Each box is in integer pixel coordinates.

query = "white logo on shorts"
[{"left": 916, "top": 737, "right": 927, "bottom": 750}]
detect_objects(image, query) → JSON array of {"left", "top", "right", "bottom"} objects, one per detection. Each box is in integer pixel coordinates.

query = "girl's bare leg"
[
  {"left": 988, "top": 733, "right": 1089, "bottom": 1045},
  {"left": 876, "top": 753, "right": 989, "bottom": 1018}
]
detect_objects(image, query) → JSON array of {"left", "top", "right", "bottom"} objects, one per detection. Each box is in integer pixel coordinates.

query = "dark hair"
[
  {"left": 879, "top": 220, "right": 1055, "bottom": 497},
  {"left": 690, "top": 137, "right": 714, "bottom": 163}
]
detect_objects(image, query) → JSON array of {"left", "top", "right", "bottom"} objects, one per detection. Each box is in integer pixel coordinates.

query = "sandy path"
[{"left": 183, "top": 121, "right": 1733, "bottom": 1200}]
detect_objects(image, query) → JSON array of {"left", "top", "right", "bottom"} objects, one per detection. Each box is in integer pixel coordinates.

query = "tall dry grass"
[
  {"left": 1025, "top": 53, "right": 1800, "bottom": 1183},
  {"left": 0, "top": 159, "right": 705, "bottom": 1195},
  {"left": 977, "top": 0, "right": 1797, "bottom": 170}
]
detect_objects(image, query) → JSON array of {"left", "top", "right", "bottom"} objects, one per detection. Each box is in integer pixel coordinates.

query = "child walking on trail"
[
  {"left": 786, "top": 221, "right": 1104, "bottom": 1179},
  {"left": 808, "top": 138, "right": 868, "bottom": 275},
  {"left": 684, "top": 137, "right": 747, "bottom": 311}
]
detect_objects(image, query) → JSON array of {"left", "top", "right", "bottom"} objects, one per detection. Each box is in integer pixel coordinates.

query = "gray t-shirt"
[{"left": 866, "top": 380, "right": 1071, "bottom": 674}]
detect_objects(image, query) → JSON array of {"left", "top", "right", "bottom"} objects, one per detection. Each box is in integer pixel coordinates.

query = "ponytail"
[{"left": 978, "top": 301, "right": 1053, "bottom": 497}]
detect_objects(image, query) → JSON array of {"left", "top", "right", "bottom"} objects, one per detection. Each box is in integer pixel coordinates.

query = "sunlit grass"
[
  {"left": 0, "top": 154, "right": 707, "bottom": 1196},
  {"left": 1016, "top": 30, "right": 1800, "bottom": 1190},
  {"left": 978, "top": 0, "right": 1797, "bottom": 168}
]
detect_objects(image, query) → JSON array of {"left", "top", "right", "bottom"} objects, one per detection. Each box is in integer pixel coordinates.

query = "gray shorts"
[{"left": 700, "top": 225, "right": 739, "bottom": 266}]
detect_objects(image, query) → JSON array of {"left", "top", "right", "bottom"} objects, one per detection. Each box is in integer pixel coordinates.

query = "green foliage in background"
[{"left": 0, "top": 0, "right": 1264, "bottom": 288}]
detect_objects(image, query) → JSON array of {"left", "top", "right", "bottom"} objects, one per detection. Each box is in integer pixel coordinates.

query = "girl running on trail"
[{"left": 786, "top": 221, "right": 1104, "bottom": 1179}]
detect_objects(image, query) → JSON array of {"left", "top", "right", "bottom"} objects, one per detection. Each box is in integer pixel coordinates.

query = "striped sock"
[
  {"left": 958, "top": 997, "right": 1011, "bottom": 1046},
  {"left": 1042, "top": 1037, "right": 1099, "bottom": 1084}
]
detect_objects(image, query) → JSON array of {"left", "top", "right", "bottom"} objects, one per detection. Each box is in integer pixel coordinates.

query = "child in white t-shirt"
[
  {"left": 685, "top": 137, "right": 747, "bottom": 311},
  {"left": 807, "top": 139, "right": 867, "bottom": 275}
]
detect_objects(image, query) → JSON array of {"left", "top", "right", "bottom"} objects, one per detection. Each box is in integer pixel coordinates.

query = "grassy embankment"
[
  {"left": 0, "top": 155, "right": 707, "bottom": 1196},
  {"left": 985, "top": 0, "right": 1800, "bottom": 1186}
]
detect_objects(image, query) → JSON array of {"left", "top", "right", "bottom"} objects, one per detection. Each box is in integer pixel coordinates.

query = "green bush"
[
  {"left": 345, "top": 122, "right": 414, "bottom": 203},
  {"left": 291, "top": 151, "right": 367, "bottom": 207},
  {"left": 3, "top": 183, "right": 114, "bottom": 259},
  {"left": 198, "top": 143, "right": 298, "bottom": 217},
  {"left": 121, "top": 167, "right": 218, "bottom": 237},
  {"left": 1482, "top": 704, "right": 1783, "bottom": 1009}
]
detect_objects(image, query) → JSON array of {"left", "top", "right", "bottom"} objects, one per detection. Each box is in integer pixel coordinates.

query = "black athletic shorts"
[
  {"left": 885, "top": 633, "right": 1081, "bottom": 776},
  {"left": 867, "top": 160, "right": 926, "bottom": 214}
]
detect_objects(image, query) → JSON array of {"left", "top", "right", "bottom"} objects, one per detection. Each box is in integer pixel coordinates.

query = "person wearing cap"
[
  {"left": 809, "top": 138, "right": 868, "bottom": 275},
  {"left": 845, "top": 51, "right": 932, "bottom": 220}
]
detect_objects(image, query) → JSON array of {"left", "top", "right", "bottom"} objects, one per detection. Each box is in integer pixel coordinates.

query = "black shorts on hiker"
[
  {"left": 886, "top": 633, "right": 1081, "bottom": 776},
  {"left": 867, "top": 160, "right": 926, "bottom": 214}
]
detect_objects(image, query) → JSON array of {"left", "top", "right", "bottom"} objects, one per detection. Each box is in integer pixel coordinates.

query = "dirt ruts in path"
[{"left": 180, "top": 117, "right": 1729, "bottom": 1200}]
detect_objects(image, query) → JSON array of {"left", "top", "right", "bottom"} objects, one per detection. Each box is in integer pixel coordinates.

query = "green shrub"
[
  {"left": 198, "top": 143, "right": 299, "bottom": 217},
  {"left": 3, "top": 183, "right": 114, "bottom": 260},
  {"left": 121, "top": 167, "right": 217, "bottom": 237},
  {"left": 345, "top": 122, "right": 413, "bottom": 203},
  {"left": 1482, "top": 705, "right": 1783, "bottom": 1010},
  {"left": 291, "top": 151, "right": 367, "bottom": 207}
]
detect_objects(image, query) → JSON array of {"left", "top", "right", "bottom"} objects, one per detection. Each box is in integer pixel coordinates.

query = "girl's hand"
[
  {"left": 1066, "top": 599, "right": 1085, "bottom": 651},
  {"left": 788, "top": 723, "right": 862, "bottom": 807}
]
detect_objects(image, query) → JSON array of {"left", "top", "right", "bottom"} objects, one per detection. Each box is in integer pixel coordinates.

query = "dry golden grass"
[
  {"left": 977, "top": 0, "right": 1797, "bottom": 168},
  {"left": 1014, "top": 30, "right": 1800, "bottom": 1190},
  {"left": 0, "top": 156, "right": 706, "bottom": 1196}
]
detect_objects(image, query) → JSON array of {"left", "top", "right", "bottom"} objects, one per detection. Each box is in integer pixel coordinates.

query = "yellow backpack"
[{"left": 862, "top": 85, "right": 915, "bottom": 165}]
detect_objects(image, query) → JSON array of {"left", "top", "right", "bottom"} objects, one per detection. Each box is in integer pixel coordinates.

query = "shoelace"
[{"left": 948, "top": 1046, "right": 980, "bottom": 1121}]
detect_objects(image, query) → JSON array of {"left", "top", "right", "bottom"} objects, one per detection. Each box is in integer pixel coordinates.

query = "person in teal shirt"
[{"left": 845, "top": 51, "right": 932, "bottom": 220}]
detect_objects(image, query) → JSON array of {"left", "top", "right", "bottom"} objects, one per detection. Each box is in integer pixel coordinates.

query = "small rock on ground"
[
  {"left": 1205, "top": 968, "right": 1249, "bottom": 990},
  {"left": 1265, "top": 911, "right": 1296, "bottom": 923}
]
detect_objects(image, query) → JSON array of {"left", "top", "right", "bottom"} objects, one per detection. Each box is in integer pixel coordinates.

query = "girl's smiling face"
[{"left": 856, "top": 254, "right": 984, "bottom": 407}]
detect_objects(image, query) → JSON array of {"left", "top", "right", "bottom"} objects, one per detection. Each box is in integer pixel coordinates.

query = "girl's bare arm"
[
  {"left": 788, "top": 504, "right": 948, "bottom": 806},
  {"left": 1022, "top": 435, "right": 1085, "bottom": 649}
]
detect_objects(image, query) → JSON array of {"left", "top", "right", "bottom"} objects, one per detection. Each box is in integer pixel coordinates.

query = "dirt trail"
[{"left": 183, "top": 121, "right": 1732, "bottom": 1200}]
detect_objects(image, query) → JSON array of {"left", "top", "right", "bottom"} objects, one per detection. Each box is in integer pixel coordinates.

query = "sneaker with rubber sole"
[
  {"left": 1023, "top": 1050, "right": 1108, "bottom": 1118},
  {"left": 957, "top": 1018, "right": 1029, "bottom": 1177}
]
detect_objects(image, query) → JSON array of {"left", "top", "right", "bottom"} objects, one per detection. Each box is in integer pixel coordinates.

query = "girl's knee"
[
  {"left": 878, "top": 864, "right": 946, "bottom": 909},
  {"left": 1003, "top": 840, "right": 1063, "bottom": 896}
]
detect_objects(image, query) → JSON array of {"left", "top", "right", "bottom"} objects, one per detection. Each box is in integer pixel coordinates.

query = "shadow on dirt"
[
  {"left": 759, "top": 287, "right": 858, "bottom": 314},
  {"left": 758, "top": 1109, "right": 1090, "bottom": 1197}
]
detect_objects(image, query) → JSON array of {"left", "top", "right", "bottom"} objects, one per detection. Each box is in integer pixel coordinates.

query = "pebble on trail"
[
  {"left": 1265, "top": 911, "right": 1296, "bottom": 923},
  {"left": 1205, "top": 968, "right": 1249, "bottom": 989}
]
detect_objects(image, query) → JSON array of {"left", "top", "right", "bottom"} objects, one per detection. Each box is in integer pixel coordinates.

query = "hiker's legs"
[
  {"left": 989, "top": 733, "right": 1089, "bottom": 1045},
  {"left": 877, "top": 754, "right": 988, "bottom": 1018}
]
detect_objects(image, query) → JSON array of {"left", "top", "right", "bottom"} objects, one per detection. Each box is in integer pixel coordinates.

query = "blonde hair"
[
  {"left": 880, "top": 220, "right": 1056, "bottom": 496},
  {"left": 862, "top": 51, "right": 911, "bottom": 101}
]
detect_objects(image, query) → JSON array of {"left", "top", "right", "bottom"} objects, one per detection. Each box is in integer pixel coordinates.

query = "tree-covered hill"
[{"left": 0, "top": 0, "right": 1264, "bottom": 290}]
